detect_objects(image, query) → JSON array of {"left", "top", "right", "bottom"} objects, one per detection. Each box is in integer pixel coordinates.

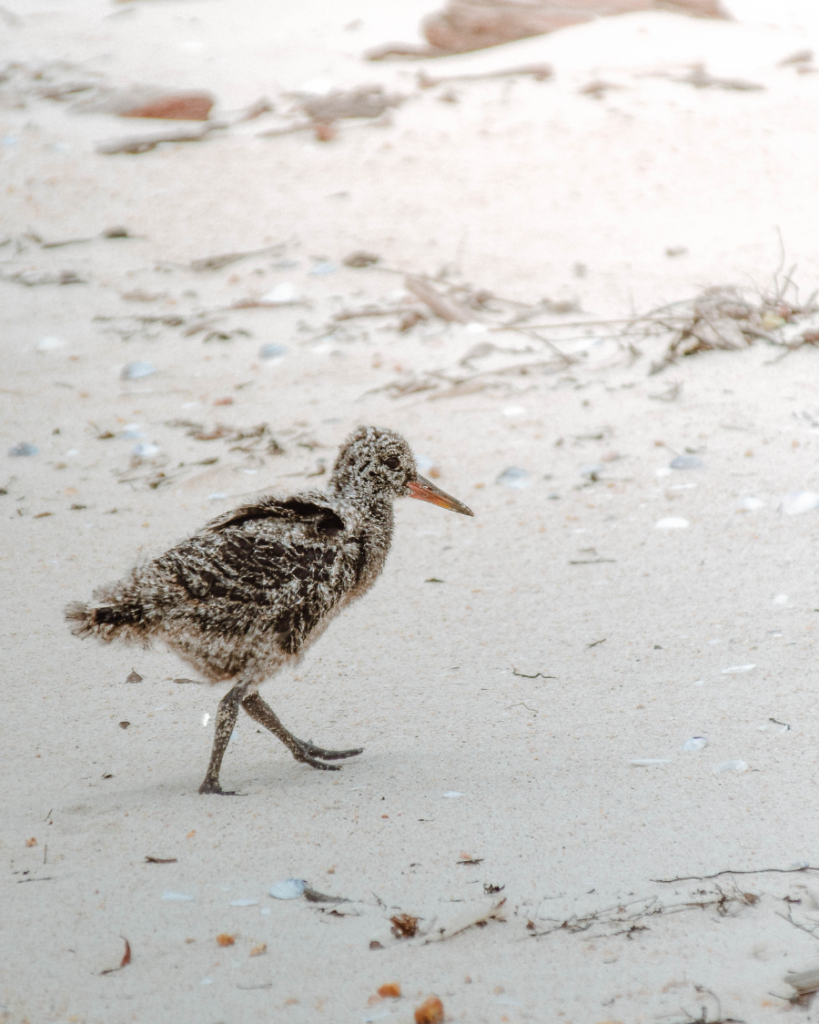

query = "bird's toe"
[
  {"left": 293, "top": 748, "right": 343, "bottom": 771},
  {"left": 301, "top": 740, "right": 364, "bottom": 761}
]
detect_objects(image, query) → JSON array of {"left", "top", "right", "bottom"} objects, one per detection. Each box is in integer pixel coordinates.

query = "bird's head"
[{"left": 330, "top": 426, "right": 474, "bottom": 516}]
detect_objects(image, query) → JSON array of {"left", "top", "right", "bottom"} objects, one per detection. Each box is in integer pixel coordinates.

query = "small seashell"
[
  {"left": 721, "top": 664, "right": 756, "bottom": 674},
  {"left": 121, "top": 361, "right": 156, "bottom": 380},
  {"left": 779, "top": 491, "right": 819, "bottom": 516},
  {"left": 442, "top": 791, "right": 463, "bottom": 798},
  {"left": 683, "top": 736, "right": 708, "bottom": 752},
  {"left": 496, "top": 467, "right": 531, "bottom": 489},
  {"left": 162, "top": 891, "right": 195, "bottom": 900},
  {"left": 670, "top": 454, "right": 704, "bottom": 470},
  {"left": 714, "top": 759, "right": 748, "bottom": 773},
  {"left": 655, "top": 517, "right": 689, "bottom": 529},
  {"left": 269, "top": 878, "right": 306, "bottom": 900},
  {"left": 230, "top": 898, "right": 258, "bottom": 906},
  {"left": 629, "top": 758, "right": 672, "bottom": 767}
]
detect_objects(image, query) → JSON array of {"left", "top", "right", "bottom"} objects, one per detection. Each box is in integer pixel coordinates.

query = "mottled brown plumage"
[{"left": 66, "top": 426, "right": 473, "bottom": 794}]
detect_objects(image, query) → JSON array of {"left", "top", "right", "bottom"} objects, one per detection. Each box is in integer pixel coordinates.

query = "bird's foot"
[
  {"left": 292, "top": 748, "right": 343, "bottom": 771},
  {"left": 198, "top": 779, "right": 240, "bottom": 795},
  {"left": 300, "top": 739, "right": 364, "bottom": 762}
]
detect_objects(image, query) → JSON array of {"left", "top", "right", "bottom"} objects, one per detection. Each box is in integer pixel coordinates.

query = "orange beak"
[{"left": 407, "top": 474, "right": 474, "bottom": 516}]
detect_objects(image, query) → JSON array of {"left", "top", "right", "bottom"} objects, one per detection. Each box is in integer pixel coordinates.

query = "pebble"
[
  {"left": 121, "top": 424, "right": 144, "bottom": 439},
  {"left": 269, "top": 878, "right": 306, "bottom": 900},
  {"left": 121, "top": 361, "right": 156, "bottom": 380},
  {"left": 682, "top": 736, "right": 708, "bottom": 752},
  {"left": 496, "top": 467, "right": 531, "bottom": 489},
  {"left": 714, "top": 759, "right": 748, "bottom": 773},
  {"left": 655, "top": 517, "right": 689, "bottom": 529},
  {"left": 309, "top": 261, "right": 338, "bottom": 276},
  {"left": 8, "top": 442, "right": 38, "bottom": 457},
  {"left": 670, "top": 454, "right": 704, "bottom": 470},
  {"left": 258, "top": 343, "right": 288, "bottom": 360},
  {"left": 779, "top": 491, "right": 819, "bottom": 515}
]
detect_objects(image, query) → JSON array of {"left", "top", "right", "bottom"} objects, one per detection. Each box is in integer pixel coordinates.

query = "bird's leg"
[
  {"left": 241, "top": 692, "right": 363, "bottom": 771},
  {"left": 198, "top": 684, "right": 242, "bottom": 795}
]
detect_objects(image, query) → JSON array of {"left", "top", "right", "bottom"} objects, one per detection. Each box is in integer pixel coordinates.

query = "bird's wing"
[
  {"left": 157, "top": 496, "right": 358, "bottom": 654},
  {"left": 205, "top": 494, "right": 345, "bottom": 538}
]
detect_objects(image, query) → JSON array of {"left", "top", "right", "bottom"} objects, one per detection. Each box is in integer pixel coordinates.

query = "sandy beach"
[{"left": 5, "top": 1, "right": 819, "bottom": 1021}]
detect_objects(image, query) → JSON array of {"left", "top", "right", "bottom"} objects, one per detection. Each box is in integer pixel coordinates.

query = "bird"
[{"left": 66, "top": 426, "right": 474, "bottom": 794}]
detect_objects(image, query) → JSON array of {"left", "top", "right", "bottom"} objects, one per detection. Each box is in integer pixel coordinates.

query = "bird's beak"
[{"left": 407, "top": 475, "right": 474, "bottom": 517}]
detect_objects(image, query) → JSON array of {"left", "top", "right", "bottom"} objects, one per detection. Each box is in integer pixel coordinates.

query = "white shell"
[
  {"left": 261, "top": 282, "right": 298, "bottom": 305},
  {"left": 655, "top": 517, "right": 689, "bottom": 529},
  {"left": 269, "top": 878, "right": 306, "bottom": 900},
  {"left": 683, "top": 737, "right": 708, "bottom": 752},
  {"left": 714, "top": 759, "right": 748, "bottom": 773},
  {"left": 629, "top": 758, "right": 672, "bottom": 767},
  {"left": 779, "top": 491, "right": 819, "bottom": 516},
  {"left": 737, "top": 496, "right": 764, "bottom": 511},
  {"left": 162, "top": 891, "right": 194, "bottom": 901},
  {"left": 721, "top": 664, "right": 756, "bottom": 674}
]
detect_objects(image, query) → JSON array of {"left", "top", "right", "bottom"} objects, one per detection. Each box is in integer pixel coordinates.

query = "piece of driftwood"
[
  {"left": 405, "top": 276, "right": 473, "bottom": 323},
  {"left": 368, "top": 0, "right": 726, "bottom": 59}
]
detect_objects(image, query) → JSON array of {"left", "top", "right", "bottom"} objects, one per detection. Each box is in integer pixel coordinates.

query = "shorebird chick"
[{"left": 67, "top": 426, "right": 474, "bottom": 794}]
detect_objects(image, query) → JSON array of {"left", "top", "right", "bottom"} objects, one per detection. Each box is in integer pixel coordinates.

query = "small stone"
[
  {"left": 120, "top": 92, "right": 213, "bottom": 120},
  {"left": 121, "top": 362, "right": 156, "bottom": 380},
  {"left": 258, "top": 343, "right": 288, "bottom": 360},
  {"left": 670, "top": 454, "right": 704, "bottom": 470},
  {"left": 8, "top": 442, "right": 38, "bottom": 457},
  {"left": 269, "top": 878, "right": 306, "bottom": 900},
  {"left": 496, "top": 467, "right": 531, "bottom": 489},
  {"left": 414, "top": 995, "right": 445, "bottom": 1024}
]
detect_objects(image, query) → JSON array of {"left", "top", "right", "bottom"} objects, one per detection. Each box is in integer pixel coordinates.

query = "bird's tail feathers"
[{"left": 65, "top": 584, "right": 150, "bottom": 644}]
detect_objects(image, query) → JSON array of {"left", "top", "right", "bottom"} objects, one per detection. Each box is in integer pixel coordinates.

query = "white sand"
[{"left": 5, "top": 2, "right": 819, "bottom": 1021}]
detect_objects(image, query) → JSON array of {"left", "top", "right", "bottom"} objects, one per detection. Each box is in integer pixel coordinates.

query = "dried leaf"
[{"left": 390, "top": 913, "right": 419, "bottom": 939}]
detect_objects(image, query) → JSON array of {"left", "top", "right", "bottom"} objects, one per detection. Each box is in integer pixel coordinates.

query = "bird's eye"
[{"left": 384, "top": 456, "right": 400, "bottom": 470}]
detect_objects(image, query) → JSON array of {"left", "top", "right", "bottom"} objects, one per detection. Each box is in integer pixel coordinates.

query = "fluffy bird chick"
[{"left": 66, "top": 426, "right": 474, "bottom": 794}]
